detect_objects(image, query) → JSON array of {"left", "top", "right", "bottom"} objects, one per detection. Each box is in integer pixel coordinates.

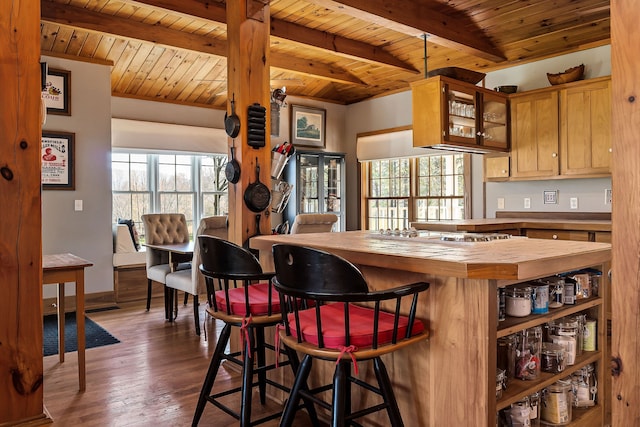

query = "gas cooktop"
[{"left": 372, "top": 229, "right": 512, "bottom": 242}]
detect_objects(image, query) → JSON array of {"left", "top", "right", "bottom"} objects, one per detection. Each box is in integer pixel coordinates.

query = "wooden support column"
[
  {"left": 0, "top": 0, "right": 46, "bottom": 424},
  {"left": 226, "top": 0, "right": 272, "bottom": 246},
  {"left": 611, "top": 1, "right": 640, "bottom": 425}
]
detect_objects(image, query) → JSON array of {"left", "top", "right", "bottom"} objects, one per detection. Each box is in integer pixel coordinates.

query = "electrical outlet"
[
  {"left": 570, "top": 197, "right": 578, "bottom": 210},
  {"left": 497, "top": 198, "right": 505, "bottom": 209},
  {"left": 605, "top": 189, "right": 612, "bottom": 205},
  {"left": 524, "top": 198, "right": 531, "bottom": 209}
]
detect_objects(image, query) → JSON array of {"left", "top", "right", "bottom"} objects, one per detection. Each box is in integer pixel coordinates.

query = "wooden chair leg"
[
  {"left": 192, "top": 323, "right": 232, "bottom": 426},
  {"left": 373, "top": 357, "right": 404, "bottom": 427},
  {"left": 332, "top": 361, "right": 349, "bottom": 427}
]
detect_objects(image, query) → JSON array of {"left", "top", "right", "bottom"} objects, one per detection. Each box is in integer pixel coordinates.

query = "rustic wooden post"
[
  {"left": 0, "top": 0, "right": 46, "bottom": 423},
  {"left": 611, "top": 1, "right": 640, "bottom": 425},
  {"left": 225, "top": 0, "right": 272, "bottom": 246}
]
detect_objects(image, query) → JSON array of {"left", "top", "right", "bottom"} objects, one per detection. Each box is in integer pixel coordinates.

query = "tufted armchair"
[
  {"left": 165, "top": 216, "right": 228, "bottom": 335},
  {"left": 141, "top": 213, "right": 191, "bottom": 312},
  {"left": 290, "top": 213, "right": 338, "bottom": 234}
]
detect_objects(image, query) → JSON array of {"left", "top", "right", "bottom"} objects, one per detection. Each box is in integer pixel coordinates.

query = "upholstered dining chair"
[
  {"left": 141, "top": 213, "right": 191, "bottom": 315},
  {"left": 164, "top": 216, "right": 228, "bottom": 335},
  {"left": 289, "top": 213, "right": 338, "bottom": 234}
]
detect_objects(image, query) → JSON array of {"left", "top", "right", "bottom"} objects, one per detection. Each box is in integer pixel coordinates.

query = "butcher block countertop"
[
  {"left": 251, "top": 230, "right": 611, "bottom": 281},
  {"left": 410, "top": 218, "right": 611, "bottom": 232}
]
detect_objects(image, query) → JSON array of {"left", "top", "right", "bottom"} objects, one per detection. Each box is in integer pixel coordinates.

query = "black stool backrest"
[
  {"left": 272, "top": 244, "right": 369, "bottom": 297},
  {"left": 199, "top": 235, "right": 275, "bottom": 317},
  {"left": 273, "top": 244, "right": 429, "bottom": 350},
  {"left": 199, "top": 235, "right": 263, "bottom": 275}
]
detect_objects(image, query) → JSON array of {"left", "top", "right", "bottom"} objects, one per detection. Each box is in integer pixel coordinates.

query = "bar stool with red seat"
[
  {"left": 192, "top": 236, "right": 318, "bottom": 427},
  {"left": 272, "top": 244, "right": 430, "bottom": 427}
]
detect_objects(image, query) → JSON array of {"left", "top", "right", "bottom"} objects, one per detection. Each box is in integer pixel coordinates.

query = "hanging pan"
[
  {"left": 225, "top": 141, "right": 240, "bottom": 184},
  {"left": 244, "top": 159, "right": 271, "bottom": 212},
  {"left": 225, "top": 94, "right": 241, "bottom": 138}
]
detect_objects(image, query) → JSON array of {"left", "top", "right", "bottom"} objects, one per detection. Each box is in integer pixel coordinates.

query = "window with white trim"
[
  {"left": 363, "top": 153, "right": 469, "bottom": 231},
  {"left": 112, "top": 151, "right": 228, "bottom": 239}
]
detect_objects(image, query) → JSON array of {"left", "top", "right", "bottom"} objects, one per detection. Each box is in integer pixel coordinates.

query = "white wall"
[
  {"left": 42, "top": 57, "right": 113, "bottom": 298},
  {"left": 483, "top": 45, "right": 612, "bottom": 218}
]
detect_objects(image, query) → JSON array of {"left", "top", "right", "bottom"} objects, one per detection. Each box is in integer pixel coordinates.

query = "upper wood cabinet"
[
  {"left": 507, "top": 76, "right": 611, "bottom": 180},
  {"left": 560, "top": 78, "right": 612, "bottom": 176},
  {"left": 412, "top": 76, "right": 509, "bottom": 153},
  {"left": 510, "top": 90, "right": 559, "bottom": 178}
]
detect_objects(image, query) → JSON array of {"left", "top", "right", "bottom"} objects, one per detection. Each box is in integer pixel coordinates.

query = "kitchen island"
[{"left": 251, "top": 230, "right": 611, "bottom": 427}]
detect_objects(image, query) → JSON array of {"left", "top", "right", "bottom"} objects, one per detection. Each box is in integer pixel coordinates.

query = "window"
[
  {"left": 112, "top": 151, "right": 228, "bottom": 239},
  {"left": 363, "top": 153, "right": 468, "bottom": 231}
]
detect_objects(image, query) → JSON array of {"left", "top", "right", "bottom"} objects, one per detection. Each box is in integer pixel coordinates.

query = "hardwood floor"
[{"left": 43, "top": 299, "right": 316, "bottom": 426}]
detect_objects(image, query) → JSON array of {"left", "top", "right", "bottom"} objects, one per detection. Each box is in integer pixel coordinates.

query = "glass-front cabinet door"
[
  {"left": 445, "top": 81, "right": 478, "bottom": 144},
  {"left": 480, "top": 91, "right": 509, "bottom": 150},
  {"left": 285, "top": 151, "right": 345, "bottom": 231}
]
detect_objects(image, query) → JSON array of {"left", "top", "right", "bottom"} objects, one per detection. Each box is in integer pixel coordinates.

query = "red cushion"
[
  {"left": 288, "top": 303, "right": 425, "bottom": 349},
  {"left": 215, "top": 282, "right": 280, "bottom": 316}
]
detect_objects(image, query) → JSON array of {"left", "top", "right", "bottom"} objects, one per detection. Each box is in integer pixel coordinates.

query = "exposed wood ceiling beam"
[
  {"left": 129, "top": 0, "right": 419, "bottom": 73},
  {"left": 40, "top": 1, "right": 366, "bottom": 85},
  {"left": 306, "top": 0, "right": 507, "bottom": 62}
]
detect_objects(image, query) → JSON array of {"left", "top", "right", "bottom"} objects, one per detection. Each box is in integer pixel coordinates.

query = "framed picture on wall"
[
  {"left": 41, "top": 68, "right": 71, "bottom": 116},
  {"left": 42, "top": 131, "right": 75, "bottom": 190},
  {"left": 291, "top": 104, "right": 325, "bottom": 148}
]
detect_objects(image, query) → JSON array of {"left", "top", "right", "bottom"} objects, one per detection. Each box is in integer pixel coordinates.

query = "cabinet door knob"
[
  {"left": 609, "top": 148, "right": 613, "bottom": 153},
  {"left": 552, "top": 234, "right": 558, "bottom": 240},
  {"left": 552, "top": 152, "right": 558, "bottom": 158},
  {"left": 501, "top": 170, "right": 507, "bottom": 174}
]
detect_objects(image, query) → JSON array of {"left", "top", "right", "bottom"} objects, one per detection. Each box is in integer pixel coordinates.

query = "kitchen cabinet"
[
  {"left": 509, "top": 77, "right": 611, "bottom": 180},
  {"left": 510, "top": 90, "right": 559, "bottom": 178},
  {"left": 560, "top": 78, "right": 612, "bottom": 176},
  {"left": 283, "top": 151, "right": 345, "bottom": 231},
  {"left": 412, "top": 76, "right": 509, "bottom": 153},
  {"left": 484, "top": 155, "right": 510, "bottom": 180}
]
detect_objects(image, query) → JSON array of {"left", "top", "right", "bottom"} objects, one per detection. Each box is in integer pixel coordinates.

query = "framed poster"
[
  {"left": 42, "top": 131, "right": 75, "bottom": 190},
  {"left": 41, "top": 68, "right": 71, "bottom": 116},
  {"left": 291, "top": 104, "right": 326, "bottom": 148}
]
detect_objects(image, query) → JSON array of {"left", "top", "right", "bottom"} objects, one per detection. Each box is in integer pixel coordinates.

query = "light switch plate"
[
  {"left": 524, "top": 198, "right": 531, "bottom": 209},
  {"left": 74, "top": 200, "right": 83, "bottom": 211},
  {"left": 497, "top": 198, "right": 505, "bottom": 209},
  {"left": 605, "top": 189, "right": 612, "bottom": 205}
]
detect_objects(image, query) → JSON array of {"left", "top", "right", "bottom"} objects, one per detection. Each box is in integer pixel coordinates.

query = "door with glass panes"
[{"left": 284, "top": 151, "right": 345, "bottom": 231}]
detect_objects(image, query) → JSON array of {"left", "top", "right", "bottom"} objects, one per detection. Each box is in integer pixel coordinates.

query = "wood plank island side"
[{"left": 251, "top": 231, "right": 611, "bottom": 427}]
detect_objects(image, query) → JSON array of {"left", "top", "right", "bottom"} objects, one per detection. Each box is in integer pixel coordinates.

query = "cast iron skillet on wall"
[
  {"left": 244, "top": 159, "right": 271, "bottom": 212},
  {"left": 225, "top": 94, "right": 240, "bottom": 138},
  {"left": 225, "top": 140, "right": 240, "bottom": 184}
]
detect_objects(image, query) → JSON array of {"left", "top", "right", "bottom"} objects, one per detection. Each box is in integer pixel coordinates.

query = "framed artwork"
[
  {"left": 41, "top": 68, "right": 71, "bottom": 116},
  {"left": 42, "top": 131, "right": 75, "bottom": 190},
  {"left": 291, "top": 105, "right": 326, "bottom": 148}
]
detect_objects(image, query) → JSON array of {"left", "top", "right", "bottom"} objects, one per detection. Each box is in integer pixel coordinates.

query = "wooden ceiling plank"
[
  {"left": 41, "top": 22, "right": 60, "bottom": 51},
  {"left": 125, "top": 45, "right": 166, "bottom": 94},
  {"left": 92, "top": 34, "right": 118, "bottom": 60},
  {"left": 42, "top": 1, "right": 366, "bottom": 85},
  {"left": 305, "top": 0, "right": 507, "bottom": 62},
  {"left": 49, "top": 25, "right": 75, "bottom": 53},
  {"left": 113, "top": 42, "right": 154, "bottom": 93},
  {"left": 135, "top": 47, "right": 176, "bottom": 96},
  {"left": 166, "top": 53, "right": 209, "bottom": 100},
  {"left": 78, "top": 31, "right": 102, "bottom": 57},
  {"left": 130, "top": 0, "right": 416, "bottom": 72},
  {"left": 270, "top": 19, "right": 418, "bottom": 74},
  {"left": 64, "top": 29, "right": 89, "bottom": 56},
  {"left": 110, "top": 40, "right": 144, "bottom": 92}
]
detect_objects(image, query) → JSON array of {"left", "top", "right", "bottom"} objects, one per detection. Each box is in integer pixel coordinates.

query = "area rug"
[{"left": 43, "top": 311, "right": 120, "bottom": 357}]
